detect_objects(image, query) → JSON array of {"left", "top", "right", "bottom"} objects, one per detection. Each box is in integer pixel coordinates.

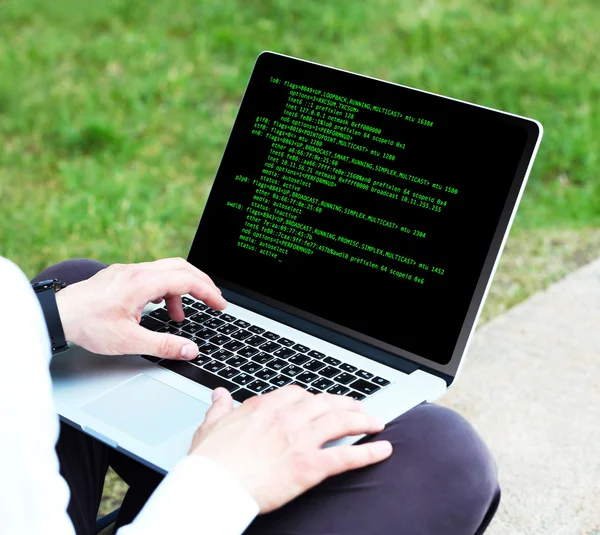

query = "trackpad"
[{"left": 81, "top": 374, "right": 210, "bottom": 446}]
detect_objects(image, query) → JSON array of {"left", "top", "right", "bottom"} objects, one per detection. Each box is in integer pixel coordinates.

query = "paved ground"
[{"left": 440, "top": 257, "right": 600, "bottom": 534}]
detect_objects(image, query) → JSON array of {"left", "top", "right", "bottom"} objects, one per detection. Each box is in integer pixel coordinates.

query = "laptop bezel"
[{"left": 187, "top": 51, "right": 543, "bottom": 386}]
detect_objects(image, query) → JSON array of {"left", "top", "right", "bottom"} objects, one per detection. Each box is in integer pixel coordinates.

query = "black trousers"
[{"left": 37, "top": 259, "right": 501, "bottom": 535}]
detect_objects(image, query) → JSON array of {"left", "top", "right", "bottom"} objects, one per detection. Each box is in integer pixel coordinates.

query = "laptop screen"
[{"left": 189, "top": 52, "right": 540, "bottom": 367}]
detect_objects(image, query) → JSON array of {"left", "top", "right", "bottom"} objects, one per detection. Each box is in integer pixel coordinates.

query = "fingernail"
[
  {"left": 181, "top": 344, "right": 197, "bottom": 360},
  {"left": 212, "top": 388, "right": 223, "bottom": 401},
  {"left": 374, "top": 441, "right": 393, "bottom": 455}
]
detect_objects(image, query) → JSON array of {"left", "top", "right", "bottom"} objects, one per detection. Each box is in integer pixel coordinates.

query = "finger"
[
  {"left": 151, "top": 298, "right": 164, "bottom": 304},
  {"left": 318, "top": 441, "right": 393, "bottom": 479},
  {"left": 135, "top": 258, "right": 221, "bottom": 293},
  {"left": 203, "top": 388, "right": 234, "bottom": 426},
  {"left": 310, "top": 411, "right": 385, "bottom": 446},
  {"left": 123, "top": 323, "right": 199, "bottom": 360},
  {"left": 165, "top": 295, "right": 185, "bottom": 322},
  {"left": 138, "top": 270, "right": 227, "bottom": 310}
]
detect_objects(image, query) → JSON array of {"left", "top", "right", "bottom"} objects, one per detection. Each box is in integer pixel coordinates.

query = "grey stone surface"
[{"left": 439, "top": 257, "right": 600, "bottom": 535}]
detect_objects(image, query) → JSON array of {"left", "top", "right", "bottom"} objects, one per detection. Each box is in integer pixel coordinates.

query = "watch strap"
[{"left": 33, "top": 280, "right": 68, "bottom": 354}]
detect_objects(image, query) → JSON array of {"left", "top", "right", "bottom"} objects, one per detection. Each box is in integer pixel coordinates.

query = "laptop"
[{"left": 50, "top": 51, "right": 543, "bottom": 473}]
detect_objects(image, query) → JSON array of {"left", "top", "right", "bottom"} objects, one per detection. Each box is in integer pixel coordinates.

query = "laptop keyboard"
[{"left": 139, "top": 297, "right": 391, "bottom": 403}]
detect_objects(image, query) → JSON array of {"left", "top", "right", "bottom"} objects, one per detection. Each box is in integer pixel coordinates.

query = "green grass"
[{"left": 1, "top": 0, "right": 599, "bottom": 276}]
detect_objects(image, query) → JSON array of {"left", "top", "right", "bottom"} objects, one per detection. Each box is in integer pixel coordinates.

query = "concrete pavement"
[{"left": 440, "top": 257, "right": 600, "bottom": 534}]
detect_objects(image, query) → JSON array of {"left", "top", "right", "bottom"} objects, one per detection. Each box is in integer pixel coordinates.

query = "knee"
[
  {"left": 32, "top": 258, "right": 107, "bottom": 286},
  {"left": 385, "top": 403, "right": 500, "bottom": 533}
]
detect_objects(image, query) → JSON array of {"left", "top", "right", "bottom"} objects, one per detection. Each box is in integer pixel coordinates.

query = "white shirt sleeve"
[{"left": 0, "top": 257, "right": 259, "bottom": 535}]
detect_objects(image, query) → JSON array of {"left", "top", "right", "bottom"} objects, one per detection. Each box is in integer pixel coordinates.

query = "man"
[{"left": 0, "top": 256, "right": 500, "bottom": 535}]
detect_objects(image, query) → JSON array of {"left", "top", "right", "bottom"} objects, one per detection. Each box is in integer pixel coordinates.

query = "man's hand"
[
  {"left": 190, "top": 386, "right": 393, "bottom": 514},
  {"left": 55, "top": 258, "right": 226, "bottom": 360}
]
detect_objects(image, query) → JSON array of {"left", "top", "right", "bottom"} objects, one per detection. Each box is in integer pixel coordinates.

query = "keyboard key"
[
  {"left": 198, "top": 343, "right": 220, "bottom": 356},
  {"left": 189, "top": 312, "right": 211, "bottom": 324},
  {"left": 266, "top": 358, "right": 287, "bottom": 371},
  {"left": 204, "top": 318, "right": 225, "bottom": 329},
  {"left": 212, "top": 348, "right": 233, "bottom": 361},
  {"left": 261, "top": 386, "right": 277, "bottom": 395},
  {"left": 255, "top": 368, "right": 277, "bottom": 381},
  {"left": 289, "top": 381, "right": 308, "bottom": 389},
  {"left": 159, "top": 360, "right": 238, "bottom": 392},
  {"left": 232, "top": 389, "right": 255, "bottom": 403},
  {"left": 356, "top": 370, "right": 374, "bottom": 380},
  {"left": 182, "top": 323, "right": 204, "bottom": 335},
  {"left": 346, "top": 391, "right": 366, "bottom": 401},
  {"left": 372, "top": 376, "right": 390, "bottom": 387},
  {"left": 157, "top": 325, "right": 180, "bottom": 335},
  {"left": 191, "top": 355, "right": 212, "bottom": 366},
  {"left": 326, "top": 385, "right": 349, "bottom": 395},
  {"left": 262, "top": 331, "right": 279, "bottom": 340},
  {"left": 196, "top": 327, "right": 217, "bottom": 340},
  {"left": 205, "top": 309, "right": 222, "bottom": 317},
  {"left": 292, "top": 343, "right": 310, "bottom": 353},
  {"left": 246, "top": 380, "right": 269, "bottom": 393},
  {"left": 238, "top": 346, "right": 259, "bottom": 358},
  {"left": 140, "top": 354, "right": 162, "bottom": 363},
  {"left": 278, "top": 338, "right": 294, "bottom": 347},
  {"left": 340, "top": 363, "right": 357, "bottom": 373},
  {"left": 233, "top": 319, "right": 251, "bottom": 329},
  {"left": 349, "top": 379, "right": 381, "bottom": 395},
  {"left": 223, "top": 340, "right": 245, "bottom": 351},
  {"left": 216, "top": 323, "right": 239, "bottom": 335},
  {"left": 182, "top": 296, "right": 194, "bottom": 305},
  {"left": 307, "top": 387, "right": 320, "bottom": 394},
  {"left": 296, "top": 371, "right": 319, "bottom": 384},
  {"left": 304, "top": 359, "right": 325, "bottom": 372},
  {"left": 248, "top": 325, "right": 265, "bottom": 334},
  {"left": 191, "top": 301, "right": 208, "bottom": 311},
  {"left": 209, "top": 334, "right": 231, "bottom": 346},
  {"left": 251, "top": 352, "right": 273, "bottom": 365},
  {"left": 166, "top": 319, "right": 187, "bottom": 329},
  {"left": 323, "top": 356, "right": 341, "bottom": 366},
  {"left": 312, "top": 378, "right": 334, "bottom": 390},
  {"left": 307, "top": 350, "right": 325, "bottom": 359},
  {"left": 319, "top": 366, "right": 341, "bottom": 379},
  {"left": 231, "top": 329, "right": 252, "bottom": 341},
  {"left": 335, "top": 372, "right": 356, "bottom": 385},
  {"left": 149, "top": 308, "right": 171, "bottom": 322},
  {"left": 246, "top": 335, "right": 268, "bottom": 347},
  {"left": 270, "top": 375, "right": 292, "bottom": 388},
  {"left": 220, "top": 314, "right": 237, "bottom": 322},
  {"left": 140, "top": 316, "right": 164, "bottom": 331},
  {"left": 281, "top": 364, "right": 303, "bottom": 377},
  {"left": 204, "top": 360, "right": 226, "bottom": 373},
  {"left": 226, "top": 356, "right": 248, "bottom": 368},
  {"left": 259, "top": 341, "right": 281, "bottom": 353},
  {"left": 273, "top": 347, "right": 295, "bottom": 359},
  {"left": 232, "top": 373, "right": 253, "bottom": 386},
  {"left": 288, "top": 354, "right": 310, "bottom": 366},
  {"left": 240, "top": 362, "right": 262, "bottom": 374},
  {"left": 217, "top": 366, "right": 241, "bottom": 380}
]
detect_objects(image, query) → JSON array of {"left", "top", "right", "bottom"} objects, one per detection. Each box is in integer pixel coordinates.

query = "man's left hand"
[{"left": 55, "top": 258, "right": 226, "bottom": 360}]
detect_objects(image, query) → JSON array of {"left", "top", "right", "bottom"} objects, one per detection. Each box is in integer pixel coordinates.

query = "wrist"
[{"left": 55, "top": 284, "right": 79, "bottom": 345}]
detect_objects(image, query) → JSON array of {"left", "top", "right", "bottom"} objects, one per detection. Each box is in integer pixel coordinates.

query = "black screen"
[{"left": 189, "top": 52, "right": 537, "bottom": 366}]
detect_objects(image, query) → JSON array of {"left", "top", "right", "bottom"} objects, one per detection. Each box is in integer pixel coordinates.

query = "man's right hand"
[{"left": 189, "top": 385, "right": 392, "bottom": 514}]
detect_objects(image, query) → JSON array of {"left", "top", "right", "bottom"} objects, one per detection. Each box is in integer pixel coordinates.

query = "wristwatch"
[{"left": 32, "top": 278, "right": 69, "bottom": 354}]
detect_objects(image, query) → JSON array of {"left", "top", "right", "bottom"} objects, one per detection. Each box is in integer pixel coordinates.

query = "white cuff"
[{"left": 118, "top": 456, "right": 259, "bottom": 535}]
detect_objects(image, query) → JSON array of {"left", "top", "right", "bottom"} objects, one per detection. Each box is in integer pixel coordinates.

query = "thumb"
[
  {"left": 203, "top": 388, "right": 234, "bottom": 425},
  {"left": 126, "top": 325, "right": 199, "bottom": 360}
]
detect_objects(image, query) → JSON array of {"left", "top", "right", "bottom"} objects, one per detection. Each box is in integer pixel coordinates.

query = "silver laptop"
[{"left": 51, "top": 51, "right": 543, "bottom": 474}]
